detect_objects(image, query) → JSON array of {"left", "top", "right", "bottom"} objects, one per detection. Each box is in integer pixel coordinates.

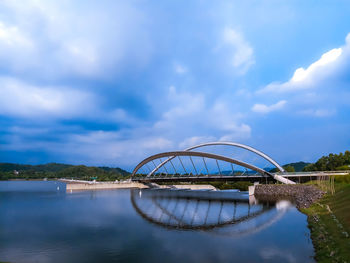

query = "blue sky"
[{"left": 0, "top": 0, "right": 350, "bottom": 170}]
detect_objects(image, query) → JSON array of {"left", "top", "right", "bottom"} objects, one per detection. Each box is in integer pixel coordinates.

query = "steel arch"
[
  {"left": 185, "top": 142, "right": 285, "bottom": 172},
  {"left": 147, "top": 142, "right": 285, "bottom": 179}
]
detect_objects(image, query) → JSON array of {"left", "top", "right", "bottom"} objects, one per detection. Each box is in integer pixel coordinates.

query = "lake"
[{"left": 0, "top": 181, "right": 315, "bottom": 263}]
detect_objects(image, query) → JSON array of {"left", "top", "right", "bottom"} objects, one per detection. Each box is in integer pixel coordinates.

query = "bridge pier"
[{"left": 248, "top": 185, "right": 255, "bottom": 196}]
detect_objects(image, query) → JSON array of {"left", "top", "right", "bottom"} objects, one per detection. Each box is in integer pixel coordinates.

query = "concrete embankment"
[
  {"left": 61, "top": 179, "right": 216, "bottom": 191},
  {"left": 254, "top": 184, "right": 325, "bottom": 209},
  {"left": 165, "top": 184, "right": 217, "bottom": 191},
  {"left": 65, "top": 182, "right": 148, "bottom": 191}
]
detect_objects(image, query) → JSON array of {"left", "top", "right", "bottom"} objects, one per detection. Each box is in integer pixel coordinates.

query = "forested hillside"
[
  {"left": 303, "top": 151, "right": 350, "bottom": 171},
  {"left": 0, "top": 163, "right": 130, "bottom": 181}
]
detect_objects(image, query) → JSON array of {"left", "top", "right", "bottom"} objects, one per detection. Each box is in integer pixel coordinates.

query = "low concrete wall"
[
  {"left": 65, "top": 181, "right": 217, "bottom": 191},
  {"left": 171, "top": 184, "right": 217, "bottom": 191},
  {"left": 66, "top": 182, "right": 149, "bottom": 191}
]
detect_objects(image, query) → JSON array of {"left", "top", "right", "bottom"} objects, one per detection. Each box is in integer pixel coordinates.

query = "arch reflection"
[{"left": 131, "top": 189, "right": 292, "bottom": 236}]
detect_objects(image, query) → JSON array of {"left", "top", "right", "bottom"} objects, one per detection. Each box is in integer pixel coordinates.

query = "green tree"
[
  {"left": 284, "top": 165, "right": 295, "bottom": 172},
  {"left": 303, "top": 150, "right": 350, "bottom": 171}
]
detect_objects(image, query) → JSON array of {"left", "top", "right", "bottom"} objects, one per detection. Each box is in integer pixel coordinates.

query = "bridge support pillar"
[{"left": 249, "top": 185, "right": 256, "bottom": 196}]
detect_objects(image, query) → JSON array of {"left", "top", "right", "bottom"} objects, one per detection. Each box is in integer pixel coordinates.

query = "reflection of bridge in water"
[{"left": 131, "top": 189, "right": 292, "bottom": 236}]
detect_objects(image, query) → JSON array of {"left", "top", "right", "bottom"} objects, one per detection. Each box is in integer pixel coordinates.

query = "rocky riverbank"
[{"left": 255, "top": 184, "right": 325, "bottom": 209}]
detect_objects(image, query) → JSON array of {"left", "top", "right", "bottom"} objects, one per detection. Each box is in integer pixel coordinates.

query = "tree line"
[
  {"left": 303, "top": 150, "right": 350, "bottom": 171},
  {"left": 0, "top": 163, "right": 130, "bottom": 181}
]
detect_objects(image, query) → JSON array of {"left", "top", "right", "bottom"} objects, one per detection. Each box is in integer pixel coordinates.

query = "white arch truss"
[
  {"left": 131, "top": 145, "right": 295, "bottom": 184},
  {"left": 144, "top": 142, "right": 285, "bottom": 179}
]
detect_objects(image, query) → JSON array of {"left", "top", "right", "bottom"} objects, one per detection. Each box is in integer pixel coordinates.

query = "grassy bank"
[{"left": 301, "top": 179, "right": 350, "bottom": 262}]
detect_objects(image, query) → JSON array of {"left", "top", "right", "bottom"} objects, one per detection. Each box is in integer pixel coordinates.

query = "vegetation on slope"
[
  {"left": 270, "top": 151, "right": 350, "bottom": 173},
  {"left": 301, "top": 177, "right": 350, "bottom": 262}
]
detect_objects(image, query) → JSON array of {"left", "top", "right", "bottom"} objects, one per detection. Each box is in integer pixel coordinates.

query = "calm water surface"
[{"left": 0, "top": 181, "right": 314, "bottom": 263}]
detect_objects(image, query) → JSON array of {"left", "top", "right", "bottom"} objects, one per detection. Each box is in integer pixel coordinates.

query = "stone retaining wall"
[{"left": 255, "top": 184, "right": 325, "bottom": 209}]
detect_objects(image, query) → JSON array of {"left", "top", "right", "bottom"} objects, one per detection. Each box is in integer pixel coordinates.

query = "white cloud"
[
  {"left": 2, "top": 127, "right": 174, "bottom": 167},
  {"left": 155, "top": 86, "right": 251, "bottom": 143},
  {"left": 141, "top": 137, "right": 173, "bottom": 150},
  {"left": 107, "top": 108, "right": 142, "bottom": 126},
  {"left": 0, "top": 21, "right": 33, "bottom": 48},
  {"left": 219, "top": 124, "right": 251, "bottom": 141},
  {"left": 253, "top": 33, "right": 350, "bottom": 120},
  {"left": 252, "top": 100, "right": 287, "bottom": 114},
  {"left": 6, "top": 86, "right": 252, "bottom": 167},
  {"left": 0, "top": 77, "right": 96, "bottom": 118},
  {"left": 298, "top": 108, "right": 335, "bottom": 117},
  {"left": 174, "top": 63, "right": 187, "bottom": 74},
  {"left": 291, "top": 48, "right": 342, "bottom": 82},
  {"left": 0, "top": 0, "right": 152, "bottom": 79},
  {"left": 1, "top": 85, "right": 251, "bottom": 167},
  {"left": 154, "top": 86, "right": 205, "bottom": 129},
  {"left": 259, "top": 34, "right": 350, "bottom": 93},
  {"left": 0, "top": 75, "right": 149, "bottom": 124},
  {"left": 179, "top": 136, "right": 217, "bottom": 149},
  {"left": 219, "top": 27, "right": 254, "bottom": 74}
]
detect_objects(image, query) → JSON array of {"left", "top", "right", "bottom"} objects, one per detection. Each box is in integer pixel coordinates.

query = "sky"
[{"left": 0, "top": 0, "right": 350, "bottom": 170}]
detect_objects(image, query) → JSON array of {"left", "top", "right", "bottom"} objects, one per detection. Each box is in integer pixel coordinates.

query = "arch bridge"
[{"left": 131, "top": 142, "right": 295, "bottom": 184}]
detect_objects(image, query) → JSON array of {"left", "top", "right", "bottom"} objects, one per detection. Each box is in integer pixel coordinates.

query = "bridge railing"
[{"left": 276, "top": 171, "right": 350, "bottom": 176}]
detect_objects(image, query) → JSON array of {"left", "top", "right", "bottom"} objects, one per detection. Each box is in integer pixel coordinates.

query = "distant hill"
[
  {"left": 98, "top": 166, "right": 130, "bottom": 175},
  {"left": 269, "top": 161, "right": 311, "bottom": 173},
  {"left": 284, "top": 162, "right": 311, "bottom": 172},
  {"left": 0, "top": 163, "right": 73, "bottom": 173},
  {"left": 0, "top": 162, "right": 130, "bottom": 181}
]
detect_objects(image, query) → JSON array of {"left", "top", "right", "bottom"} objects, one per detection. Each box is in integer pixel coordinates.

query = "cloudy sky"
[{"left": 1, "top": 0, "right": 350, "bottom": 170}]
